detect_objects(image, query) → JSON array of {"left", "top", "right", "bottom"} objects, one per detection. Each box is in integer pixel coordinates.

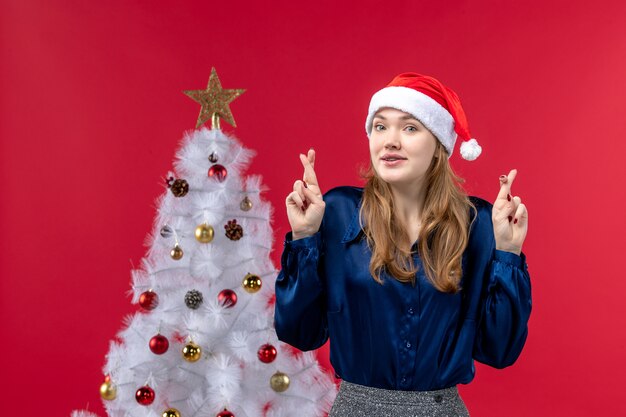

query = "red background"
[{"left": 2, "top": 1, "right": 626, "bottom": 416}]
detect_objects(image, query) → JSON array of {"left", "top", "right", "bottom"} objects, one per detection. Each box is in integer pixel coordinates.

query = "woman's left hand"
[{"left": 492, "top": 169, "right": 528, "bottom": 256}]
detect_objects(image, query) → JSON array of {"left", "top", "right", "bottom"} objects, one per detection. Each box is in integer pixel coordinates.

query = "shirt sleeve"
[
  {"left": 473, "top": 249, "right": 532, "bottom": 368},
  {"left": 274, "top": 230, "right": 329, "bottom": 351}
]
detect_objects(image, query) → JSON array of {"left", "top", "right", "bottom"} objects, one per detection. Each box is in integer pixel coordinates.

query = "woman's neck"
[{"left": 390, "top": 182, "right": 427, "bottom": 229}]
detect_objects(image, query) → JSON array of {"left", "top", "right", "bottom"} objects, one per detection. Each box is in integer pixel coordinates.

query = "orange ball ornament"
[
  {"left": 242, "top": 273, "right": 262, "bottom": 293},
  {"left": 270, "top": 371, "right": 290, "bottom": 392},
  {"left": 99, "top": 375, "right": 117, "bottom": 400},
  {"left": 182, "top": 341, "right": 202, "bottom": 362},
  {"left": 162, "top": 409, "right": 181, "bottom": 417}
]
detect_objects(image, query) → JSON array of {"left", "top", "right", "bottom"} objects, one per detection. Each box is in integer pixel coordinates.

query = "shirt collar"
[{"left": 341, "top": 198, "right": 365, "bottom": 244}]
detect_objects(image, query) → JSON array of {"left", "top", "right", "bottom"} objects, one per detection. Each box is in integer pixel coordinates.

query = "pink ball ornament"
[
  {"left": 217, "top": 289, "right": 237, "bottom": 308},
  {"left": 139, "top": 291, "right": 159, "bottom": 310},
  {"left": 149, "top": 334, "right": 169, "bottom": 355},
  {"left": 257, "top": 344, "right": 277, "bottom": 363},
  {"left": 135, "top": 385, "right": 155, "bottom": 405},
  {"left": 208, "top": 164, "right": 227, "bottom": 182}
]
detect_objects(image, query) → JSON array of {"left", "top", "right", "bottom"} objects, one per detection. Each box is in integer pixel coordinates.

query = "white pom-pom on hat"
[{"left": 460, "top": 138, "right": 482, "bottom": 161}]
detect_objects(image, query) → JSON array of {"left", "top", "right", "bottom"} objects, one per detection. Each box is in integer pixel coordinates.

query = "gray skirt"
[{"left": 329, "top": 380, "right": 470, "bottom": 417}]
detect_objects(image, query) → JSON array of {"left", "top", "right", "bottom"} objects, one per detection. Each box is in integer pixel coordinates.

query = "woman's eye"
[
  {"left": 406, "top": 125, "right": 417, "bottom": 132},
  {"left": 374, "top": 124, "right": 385, "bottom": 131}
]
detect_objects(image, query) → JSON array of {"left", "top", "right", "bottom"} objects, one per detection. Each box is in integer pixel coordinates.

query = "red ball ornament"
[
  {"left": 217, "top": 289, "right": 237, "bottom": 308},
  {"left": 139, "top": 291, "right": 159, "bottom": 310},
  {"left": 208, "top": 164, "right": 228, "bottom": 182},
  {"left": 135, "top": 385, "right": 155, "bottom": 406},
  {"left": 149, "top": 334, "right": 169, "bottom": 355},
  {"left": 217, "top": 410, "right": 235, "bottom": 417},
  {"left": 257, "top": 344, "right": 277, "bottom": 363}
]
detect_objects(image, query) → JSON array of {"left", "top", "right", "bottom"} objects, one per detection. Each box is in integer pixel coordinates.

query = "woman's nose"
[{"left": 383, "top": 129, "right": 401, "bottom": 149}]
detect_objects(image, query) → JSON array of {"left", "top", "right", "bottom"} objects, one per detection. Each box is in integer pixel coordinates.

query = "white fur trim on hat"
[{"left": 365, "top": 86, "right": 456, "bottom": 157}]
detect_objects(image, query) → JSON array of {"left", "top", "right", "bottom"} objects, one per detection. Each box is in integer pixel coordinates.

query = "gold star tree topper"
[{"left": 184, "top": 67, "right": 246, "bottom": 129}]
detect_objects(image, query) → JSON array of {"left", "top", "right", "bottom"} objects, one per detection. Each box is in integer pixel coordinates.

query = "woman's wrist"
[
  {"left": 495, "top": 244, "right": 521, "bottom": 256},
  {"left": 292, "top": 232, "right": 314, "bottom": 241}
]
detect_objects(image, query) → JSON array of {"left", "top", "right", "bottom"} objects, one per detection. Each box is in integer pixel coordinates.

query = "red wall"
[{"left": 2, "top": 1, "right": 626, "bottom": 416}]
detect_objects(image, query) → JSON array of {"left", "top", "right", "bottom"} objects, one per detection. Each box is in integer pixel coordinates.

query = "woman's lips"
[{"left": 381, "top": 158, "right": 406, "bottom": 166}]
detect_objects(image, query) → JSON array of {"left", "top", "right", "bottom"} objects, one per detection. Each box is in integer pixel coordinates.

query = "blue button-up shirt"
[{"left": 274, "top": 186, "right": 532, "bottom": 391}]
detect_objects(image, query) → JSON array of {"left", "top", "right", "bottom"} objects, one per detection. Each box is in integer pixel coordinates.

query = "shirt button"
[
  {"left": 401, "top": 377, "right": 407, "bottom": 384},
  {"left": 408, "top": 307, "right": 414, "bottom": 315},
  {"left": 406, "top": 341, "right": 411, "bottom": 348}
]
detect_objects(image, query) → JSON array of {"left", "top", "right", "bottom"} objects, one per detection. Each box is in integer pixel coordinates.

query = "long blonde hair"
[{"left": 359, "top": 141, "right": 476, "bottom": 293}]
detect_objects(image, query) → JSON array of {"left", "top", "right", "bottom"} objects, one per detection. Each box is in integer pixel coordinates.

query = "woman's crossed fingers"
[
  {"left": 493, "top": 168, "right": 528, "bottom": 255},
  {"left": 286, "top": 149, "right": 326, "bottom": 239},
  {"left": 291, "top": 149, "right": 322, "bottom": 209},
  {"left": 300, "top": 149, "right": 322, "bottom": 198}
]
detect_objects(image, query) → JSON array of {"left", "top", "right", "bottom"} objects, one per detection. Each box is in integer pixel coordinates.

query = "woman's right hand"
[{"left": 285, "top": 149, "right": 325, "bottom": 240}]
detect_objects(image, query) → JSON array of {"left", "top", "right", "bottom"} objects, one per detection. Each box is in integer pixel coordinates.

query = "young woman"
[{"left": 274, "top": 73, "right": 531, "bottom": 416}]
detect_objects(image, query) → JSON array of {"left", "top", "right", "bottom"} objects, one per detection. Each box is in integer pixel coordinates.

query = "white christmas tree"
[{"left": 73, "top": 68, "right": 336, "bottom": 417}]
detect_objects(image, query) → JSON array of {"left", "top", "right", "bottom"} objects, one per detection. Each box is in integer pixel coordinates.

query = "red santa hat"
[{"left": 365, "top": 72, "right": 482, "bottom": 161}]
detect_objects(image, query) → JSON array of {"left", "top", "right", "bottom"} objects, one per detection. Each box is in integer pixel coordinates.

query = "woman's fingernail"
[
  {"left": 514, "top": 218, "right": 518, "bottom": 224},
  {"left": 508, "top": 215, "right": 513, "bottom": 222},
  {"left": 507, "top": 193, "right": 511, "bottom": 201},
  {"left": 499, "top": 175, "right": 508, "bottom": 183}
]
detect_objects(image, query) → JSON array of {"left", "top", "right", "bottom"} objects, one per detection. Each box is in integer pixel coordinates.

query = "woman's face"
[{"left": 369, "top": 108, "right": 438, "bottom": 189}]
